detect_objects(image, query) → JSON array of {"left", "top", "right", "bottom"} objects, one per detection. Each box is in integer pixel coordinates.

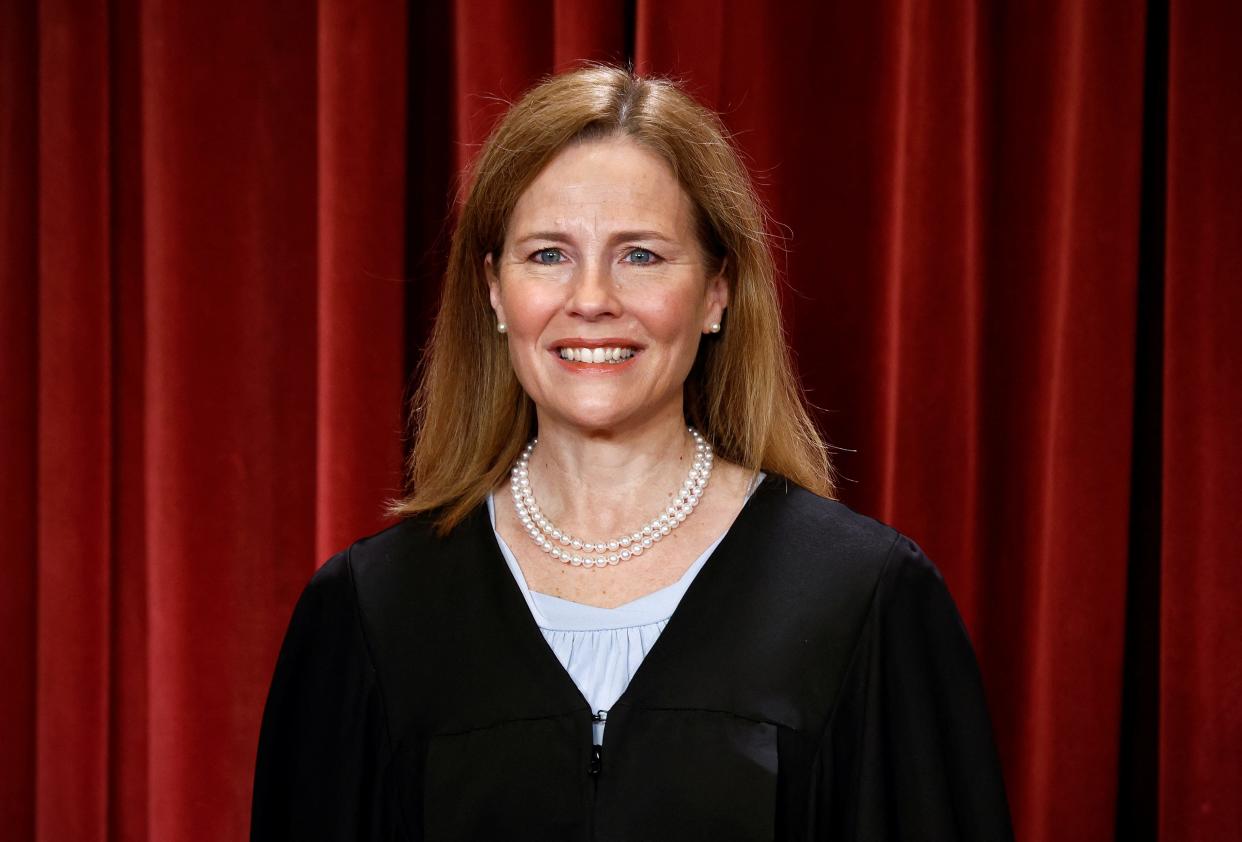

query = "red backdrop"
[{"left": 2, "top": 1, "right": 1239, "bottom": 840}]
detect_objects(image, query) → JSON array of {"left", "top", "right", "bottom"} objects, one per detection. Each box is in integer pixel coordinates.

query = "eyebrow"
[{"left": 513, "top": 229, "right": 677, "bottom": 245}]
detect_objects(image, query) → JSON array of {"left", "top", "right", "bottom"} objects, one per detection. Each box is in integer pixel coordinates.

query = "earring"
[
  {"left": 708, "top": 322, "right": 721, "bottom": 333},
  {"left": 497, "top": 322, "right": 507, "bottom": 334}
]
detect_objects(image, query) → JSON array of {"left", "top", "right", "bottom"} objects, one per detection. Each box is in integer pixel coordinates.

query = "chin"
[
  {"left": 526, "top": 377, "right": 679, "bottom": 433},
  {"left": 555, "top": 411, "right": 633, "bottom": 434},
  {"left": 541, "top": 401, "right": 643, "bottom": 434}
]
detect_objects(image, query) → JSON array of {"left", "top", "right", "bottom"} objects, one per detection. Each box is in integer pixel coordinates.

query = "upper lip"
[{"left": 549, "top": 337, "right": 645, "bottom": 350}]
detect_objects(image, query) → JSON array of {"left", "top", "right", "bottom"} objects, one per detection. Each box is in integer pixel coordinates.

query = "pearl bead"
[{"left": 509, "top": 428, "right": 714, "bottom": 569}]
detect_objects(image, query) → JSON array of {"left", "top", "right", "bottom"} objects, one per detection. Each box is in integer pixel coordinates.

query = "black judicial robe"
[{"left": 250, "top": 474, "right": 1013, "bottom": 840}]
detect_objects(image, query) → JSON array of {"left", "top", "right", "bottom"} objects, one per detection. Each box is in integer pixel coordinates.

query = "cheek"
[
  {"left": 638, "top": 288, "right": 706, "bottom": 341},
  {"left": 501, "top": 285, "right": 560, "bottom": 333}
]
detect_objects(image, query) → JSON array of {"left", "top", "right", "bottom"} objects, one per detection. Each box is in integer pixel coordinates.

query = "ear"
[
  {"left": 703, "top": 261, "right": 729, "bottom": 331},
  {"left": 484, "top": 252, "right": 506, "bottom": 324}
]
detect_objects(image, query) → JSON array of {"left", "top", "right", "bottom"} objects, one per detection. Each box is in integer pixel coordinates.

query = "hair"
[{"left": 387, "top": 63, "right": 836, "bottom": 534}]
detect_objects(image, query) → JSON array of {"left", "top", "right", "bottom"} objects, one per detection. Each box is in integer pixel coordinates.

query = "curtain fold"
[
  {"left": 32, "top": 3, "right": 114, "bottom": 841},
  {"left": 0, "top": 6, "right": 37, "bottom": 838},
  {"left": 1161, "top": 2, "right": 1242, "bottom": 838},
  {"left": 1, "top": 1, "right": 1237, "bottom": 840},
  {"left": 140, "top": 3, "right": 319, "bottom": 840},
  {"left": 314, "top": 0, "right": 408, "bottom": 561},
  {"left": 106, "top": 1, "right": 148, "bottom": 839}
]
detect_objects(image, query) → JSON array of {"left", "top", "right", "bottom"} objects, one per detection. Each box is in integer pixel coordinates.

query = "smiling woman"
[{"left": 250, "top": 64, "right": 1013, "bottom": 840}]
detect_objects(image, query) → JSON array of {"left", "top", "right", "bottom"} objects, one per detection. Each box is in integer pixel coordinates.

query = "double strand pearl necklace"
[{"left": 510, "top": 427, "right": 714, "bottom": 569}]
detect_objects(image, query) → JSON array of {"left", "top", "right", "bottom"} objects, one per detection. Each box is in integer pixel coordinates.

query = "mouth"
[{"left": 548, "top": 339, "right": 644, "bottom": 369}]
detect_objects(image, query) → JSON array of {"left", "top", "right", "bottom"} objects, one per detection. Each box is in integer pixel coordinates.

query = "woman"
[{"left": 251, "top": 65, "right": 1012, "bottom": 840}]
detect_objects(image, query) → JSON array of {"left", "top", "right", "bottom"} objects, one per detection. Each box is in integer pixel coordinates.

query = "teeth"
[{"left": 558, "top": 346, "right": 637, "bottom": 364}]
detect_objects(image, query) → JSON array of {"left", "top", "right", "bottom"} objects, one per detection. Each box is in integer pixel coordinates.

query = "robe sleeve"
[
  {"left": 817, "top": 533, "right": 1014, "bottom": 839},
  {"left": 250, "top": 550, "right": 408, "bottom": 841}
]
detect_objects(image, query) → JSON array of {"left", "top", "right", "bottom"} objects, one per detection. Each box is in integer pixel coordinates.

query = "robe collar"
[{"left": 467, "top": 471, "right": 787, "bottom": 718}]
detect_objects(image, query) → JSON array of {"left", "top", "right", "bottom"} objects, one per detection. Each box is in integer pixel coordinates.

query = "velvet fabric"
[{"left": 1, "top": 1, "right": 1238, "bottom": 840}]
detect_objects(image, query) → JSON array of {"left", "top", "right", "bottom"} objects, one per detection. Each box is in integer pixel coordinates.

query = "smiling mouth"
[{"left": 555, "top": 346, "right": 639, "bottom": 365}]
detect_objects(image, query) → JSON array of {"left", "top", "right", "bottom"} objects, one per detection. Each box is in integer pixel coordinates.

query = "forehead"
[{"left": 508, "top": 135, "right": 695, "bottom": 237}]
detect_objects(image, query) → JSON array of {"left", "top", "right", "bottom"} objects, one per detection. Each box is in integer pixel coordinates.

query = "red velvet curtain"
[{"left": 2, "top": 2, "right": 1238, "bottom": 840}]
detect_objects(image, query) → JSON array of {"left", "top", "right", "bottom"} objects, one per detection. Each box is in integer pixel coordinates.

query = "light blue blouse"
[{"left": 486, "top": 472, "right": 765, "bottom": 744}]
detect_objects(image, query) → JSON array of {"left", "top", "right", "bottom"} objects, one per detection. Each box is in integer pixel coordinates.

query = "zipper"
[{"left": 589, "top": 710, "right": 607, "bottom": 776}]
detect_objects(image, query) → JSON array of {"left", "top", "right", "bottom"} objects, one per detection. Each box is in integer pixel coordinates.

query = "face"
[{"left": 486, "top": 135, "right": 727, "bottom": 433}]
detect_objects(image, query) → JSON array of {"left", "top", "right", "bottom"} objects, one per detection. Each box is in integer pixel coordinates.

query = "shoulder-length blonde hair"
[{"left": 388, "top": 63, "right": 835, "bottom": 534}]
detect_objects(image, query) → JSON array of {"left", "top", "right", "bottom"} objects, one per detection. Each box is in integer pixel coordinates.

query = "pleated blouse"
[{"left": 485, "top": 473, "right": 765, "bottom": 745}]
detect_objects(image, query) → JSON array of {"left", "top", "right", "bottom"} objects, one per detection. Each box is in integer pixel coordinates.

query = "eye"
[
  {"left": 624, "top": 248, "right": 659, "bottom": 265},
  {"left": 531, "top": 248, "right": 565, "bottom": 265}
]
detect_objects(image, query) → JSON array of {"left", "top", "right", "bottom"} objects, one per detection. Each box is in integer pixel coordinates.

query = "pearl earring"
[
  {"left": 497, "top": 322, "right": 507, "bottom": 334},
  {"left": 709, "top": 322, "right": 721, "bottom": 333}
]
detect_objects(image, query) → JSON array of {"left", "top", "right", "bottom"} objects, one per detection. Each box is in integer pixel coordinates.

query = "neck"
[{"left": 520, "top": 403, "right": 698, "bottom": 537}]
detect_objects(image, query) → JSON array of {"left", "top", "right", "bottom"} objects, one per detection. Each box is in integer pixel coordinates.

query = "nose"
[{"left": 565, "top": 256, "right": 621, "bottom": 320}]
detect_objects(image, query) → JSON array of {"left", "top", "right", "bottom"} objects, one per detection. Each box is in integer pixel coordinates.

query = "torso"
[
  {"left": 493, "top": 459, "right": 758, "bottom": 608},
  {"left": 326, "top": 480, "right": 1006, "bottom": 839}
]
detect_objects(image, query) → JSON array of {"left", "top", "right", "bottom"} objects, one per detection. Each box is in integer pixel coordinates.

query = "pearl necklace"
[{"left": 510, "top": 427, "right": 714, "bottom": 569}]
